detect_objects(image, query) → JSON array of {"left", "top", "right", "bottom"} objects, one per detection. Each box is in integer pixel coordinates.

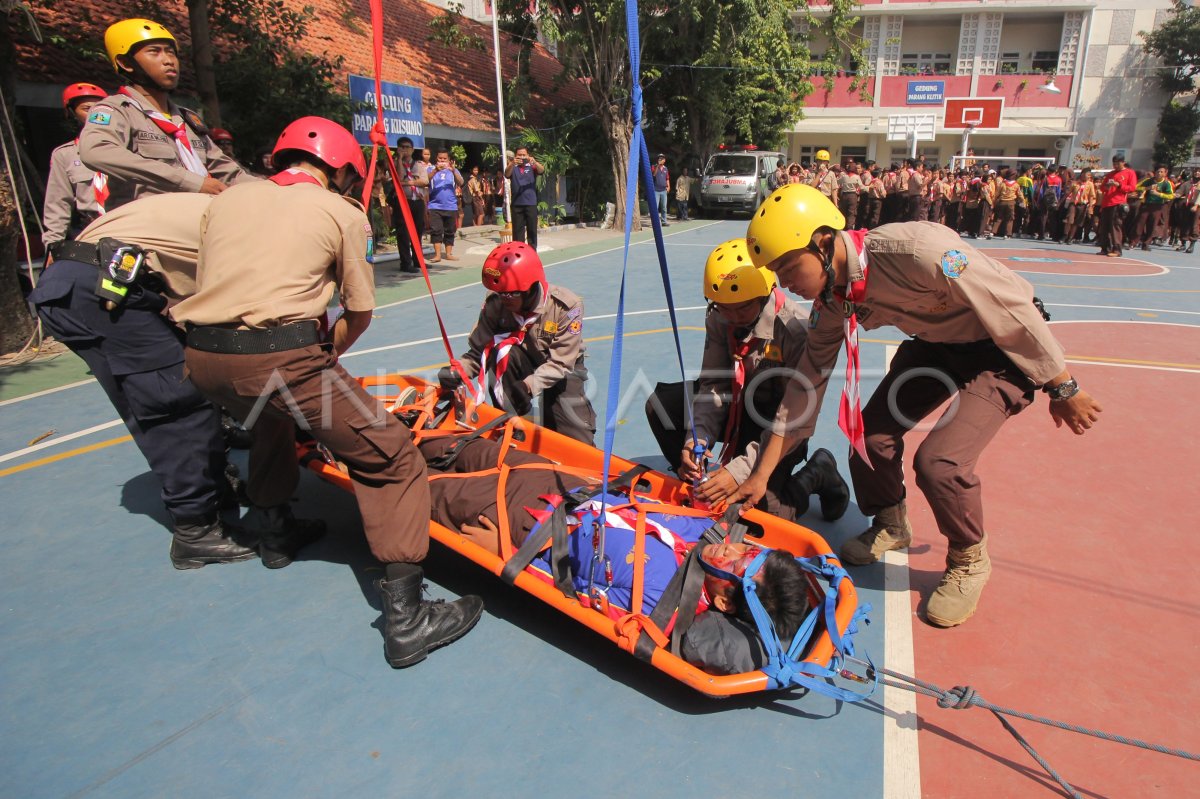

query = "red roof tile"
[{"left": 14, "top": 0, "right": 586, "bottom": 131}]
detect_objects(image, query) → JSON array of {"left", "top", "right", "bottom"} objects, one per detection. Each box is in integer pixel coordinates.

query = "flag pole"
[{"left": 490, "top": 4, "right": 512, "bottom": 236}]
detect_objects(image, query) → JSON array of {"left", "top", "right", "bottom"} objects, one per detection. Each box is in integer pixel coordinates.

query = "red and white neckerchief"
[
  {"left": 833, "top": 230, "right": 872, "bottom": 466},
  {"left": 118, "top": 87, "right": 207, "bottom": 178},
  {"left": 475, "top": 306, "right": 538, "bottom": 406},
  {"left": 269, "top": 168, "right": 323, "bottom": 188},
  {"left": 76, "top": 137, "right": 109, "bottom": 214},
  {"left": 719, "top": 288, "right": 785, "bottom": 465}
]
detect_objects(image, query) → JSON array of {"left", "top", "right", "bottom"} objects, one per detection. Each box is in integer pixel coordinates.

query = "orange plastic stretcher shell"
[{"left": 300, "top": 373, "right": 860, "bottom": 698}]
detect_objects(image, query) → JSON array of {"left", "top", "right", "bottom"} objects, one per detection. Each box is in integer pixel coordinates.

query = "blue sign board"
[
  {"left": 906, "top": 80, "right": 945, "bottom": 105},
  {"left": 348, "top": 74, "right": 424, "bottom": 148}
]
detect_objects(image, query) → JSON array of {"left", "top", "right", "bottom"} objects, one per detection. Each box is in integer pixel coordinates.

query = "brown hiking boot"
[
  {"left": 926, "top": 535, "right": 991, "bottom": 628},
  {"left": 838, "top": 502, "right": 913, "bottom": 566}
]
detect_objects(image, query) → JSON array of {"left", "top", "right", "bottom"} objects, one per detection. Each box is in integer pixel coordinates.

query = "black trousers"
[
  {"left": 391, "top": 194, "right": 426, "bottom": 270},
  {"left": 29, "top": 259, "right": 226, "bottom": 522},
  {"left": 645, "top": 380, "right": 809, "bottom": 522},
  {"left": 511, "top": 204, "right": 539, "bottom": 250}
]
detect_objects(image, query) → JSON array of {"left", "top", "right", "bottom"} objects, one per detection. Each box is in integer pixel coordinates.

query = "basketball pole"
[{"left": 961, "top": 124, "right": 976, "bottom": 163}]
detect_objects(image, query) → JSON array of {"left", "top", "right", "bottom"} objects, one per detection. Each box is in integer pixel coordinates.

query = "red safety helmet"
[
  {"left": 62, "top": 83, "right": 106, "bottom": 108},
  {"left": 481, "top": 242, "right": 546, "bottom": 296},
  {"left": 272, "top": 116, "right": 366, "bottom": 179},
  {"left": 210, "top": 127, "right": 233, "bottom": 143}
]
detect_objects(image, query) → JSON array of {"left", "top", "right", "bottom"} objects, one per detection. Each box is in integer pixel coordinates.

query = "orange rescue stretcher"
[{"left": 299, "top": 373, "right": 864, "bottom": 698}]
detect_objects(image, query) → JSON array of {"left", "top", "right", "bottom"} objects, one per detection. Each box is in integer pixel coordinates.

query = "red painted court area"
[
  {"left": 902, "top": 322, "right": 1200, "bottom": 798},
  {"left": 989, "top": 248, "right": 1166, "bottom": 277}
]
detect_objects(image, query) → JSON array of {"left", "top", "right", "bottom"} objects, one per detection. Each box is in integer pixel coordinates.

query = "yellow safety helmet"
[
  {"left": 815, "top": 149, "right": 831, "bottom": 162},
  {"left": 703, "top": 239, "right": 776, "bottom": 304},
  {"left": 745, "top": 183, "right": 845, "bottom": 271},
  {"left": 105, "top": 19, "right": 176, "bottom": 71}
]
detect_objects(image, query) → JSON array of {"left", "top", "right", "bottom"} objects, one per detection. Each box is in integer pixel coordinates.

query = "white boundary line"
[
  {"left": 374, "top": 222, "right": 721, "bottom": 311},
  {"left": 0, "top": 418, "right": 125, "bottom": 465},
  {"left": 881, "top": 343, "right": 921, "bottom": 799},
  {"left": 0, "top": 378, "right": 96, "bottom": 407}
]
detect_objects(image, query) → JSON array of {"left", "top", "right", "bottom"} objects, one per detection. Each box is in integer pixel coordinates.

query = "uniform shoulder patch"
[
  {"left": 87, "top": 108, "right": 112, "bottom": 126},
  {"left": 941, "top": 249, "right": 969, "bottom": 279},
  {"left": 568, "top": 319, "right": 582, "bottom": 335},
  {"left": 543, "top": 320, "right": 559, "bottom": 334}
]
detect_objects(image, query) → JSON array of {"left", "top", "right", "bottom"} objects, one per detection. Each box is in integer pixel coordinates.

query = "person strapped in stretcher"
[{"left": 417, "top": 433, "right": 816, "bottom": 676}]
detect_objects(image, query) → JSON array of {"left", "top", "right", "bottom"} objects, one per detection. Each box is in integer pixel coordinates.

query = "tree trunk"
[
  {"left": 598, "top": 109, "right": 639, "bottom": 231},
  {"left": 0, "top": 169, "right": 35, "bottom": 355},
  {"left": 187, "top": 0, "right": 222, "bottom": 126}
]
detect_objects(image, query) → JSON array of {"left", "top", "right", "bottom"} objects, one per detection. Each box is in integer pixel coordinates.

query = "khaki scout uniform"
[
  {"left": 75, "top": 192, "right": 212, "bottom": 306},
  {"left": 460, "top": 284, "right": 597, "bottom": 444},
  {"left": 28, "top": 192, "right": 226, "bottom": 523},
  {"left": 175, "top": 179, "right": 431, "bottom": 565},
  {"left": 42, "top": 140, "right": 104, "bottom": 246},
  {"left": 647, "top": 292, "right": 813, "bottom": 521},
  {"left": 776, "top": 221, "right": 1065, "bottom": 548},
  {"left": 78, "top": 86, "right": 251, "bottom": 211}
]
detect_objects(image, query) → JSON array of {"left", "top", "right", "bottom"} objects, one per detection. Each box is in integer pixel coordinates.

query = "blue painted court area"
[{"left": 1, "top": 221, "right": 887, "bottom": 799}]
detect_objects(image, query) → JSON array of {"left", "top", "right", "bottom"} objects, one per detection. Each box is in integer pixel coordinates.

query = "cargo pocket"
[
  {"left": 121, "top": 366, "right": 210, "bottom": 423},
  {"left": 346, "top": 413, "right": 404, "bottom": 465}
]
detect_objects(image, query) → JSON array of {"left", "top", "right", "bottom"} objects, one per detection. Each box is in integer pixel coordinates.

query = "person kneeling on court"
[
  {"left": 439, "top": 243, "right": 597, "bottom": 445},
  {"left": 417, "top": 435, "right": 809, "bottom": 675},
  {"left": 645, "top": 239, "right": 849, "bottom": 524}
]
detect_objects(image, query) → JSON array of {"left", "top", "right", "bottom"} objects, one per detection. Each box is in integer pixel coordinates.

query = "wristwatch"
[{"left": 1044, "top": 378, "right": 1080, "bottom": 401}]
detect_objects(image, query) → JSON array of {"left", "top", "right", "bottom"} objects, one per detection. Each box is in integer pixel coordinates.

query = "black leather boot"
[
  {"left": 786, "top": 448, "right": 851, "bottom": 521},
  {"left": 242, "top": 504, "right": 327, "bottom": 569},
  {"left": 377, "top": 563, "right": 484, "bottom": 668},
  {"left": 171, "top": 515, "right": 258, "bottom": 570}
]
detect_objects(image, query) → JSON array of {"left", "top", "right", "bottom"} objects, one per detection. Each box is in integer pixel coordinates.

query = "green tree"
[
  {"left": 496, "top": 1, "right": 860, "bottom": 230},
  {"left": 648, "top": 0, "right": 862, "bottom": 163},
  {"left": 1141, "top": 0, "right": 1200, "bottom": 168},
  {"left": 0, "top": 4, "right": 37, "bottom": 354},
  {"left": 208, "top": 0, "right": 352, "bottom": 161}
]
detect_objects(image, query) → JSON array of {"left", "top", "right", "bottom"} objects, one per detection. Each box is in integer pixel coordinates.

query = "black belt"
[
  {"left": 49, "top": 240, "right": 104, "bottom": 267},
  {"left": 186, "top": 322, "right": 321, "bottom": 355}
]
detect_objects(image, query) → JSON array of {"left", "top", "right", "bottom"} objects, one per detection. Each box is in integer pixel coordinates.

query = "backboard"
[
  {"left": 886, "top": 114, "right": 937, "bottom": 142},
  {"left": 943, "top": 97, "right": 1004, "bottom": 130}
]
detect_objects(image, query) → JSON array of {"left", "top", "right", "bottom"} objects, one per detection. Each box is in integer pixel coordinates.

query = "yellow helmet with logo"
[
  {"left": 744, "top": 183, "right": 845, "bottom": 270},
  {"left": 815, "top": 149, "right": 831, "bottom": 162},
  {"left": 105, "top": 19, "right": 176, "bottom": 71},
  {"left": 703, "top": 239, "right": 776, "bottom": 304}
]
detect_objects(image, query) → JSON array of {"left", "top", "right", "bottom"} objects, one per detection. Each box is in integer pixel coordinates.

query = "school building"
[{"left": 795, "top": 0, "right": 1187, "bottom": 171}]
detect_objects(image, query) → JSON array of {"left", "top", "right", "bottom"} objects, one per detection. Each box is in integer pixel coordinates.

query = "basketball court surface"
[{"left": 2, "top": 221, "right": 1197, "bottom": 798}]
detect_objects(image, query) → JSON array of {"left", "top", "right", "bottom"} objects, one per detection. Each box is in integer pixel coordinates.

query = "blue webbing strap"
[
  {"left": 587, "top": 0, "right": 700, "bottom": 602},
  {"left": 741, "top": 551, "right": 876, "bottom": 700}
]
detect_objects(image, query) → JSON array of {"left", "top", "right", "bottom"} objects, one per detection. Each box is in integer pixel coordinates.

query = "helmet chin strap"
[{"left": 816, "top": 235, "right": 838, "bottom": 308}]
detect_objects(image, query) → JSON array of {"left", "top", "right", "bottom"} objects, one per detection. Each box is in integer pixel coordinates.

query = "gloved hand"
[
  {"left": 504, "top": 379, "right": 533, "bottom": 417},
  {"left": 438, "top": 366, "right": 462, "bottom": 392}
]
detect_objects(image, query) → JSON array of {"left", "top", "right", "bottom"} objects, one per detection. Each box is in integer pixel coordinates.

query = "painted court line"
[
  {"left": 0, "top": 419, "right": 125, "bottom": 466},
  {"left": 0, "top": 378, "right": 96, "bottom": 407},
  {"left": 883, "top": 548, "right": 921, "bottom": 799}
]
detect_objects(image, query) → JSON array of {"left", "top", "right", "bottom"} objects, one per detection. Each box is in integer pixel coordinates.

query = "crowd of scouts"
[
  {"left": 764, "top": 151, "right": 1200, "bottom": 259},
  {"left": 31, "top": 16, "right": 1104, "bottom": 671}
]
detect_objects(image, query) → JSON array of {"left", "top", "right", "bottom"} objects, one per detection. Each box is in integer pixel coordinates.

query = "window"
[
  {"left": 999, "top": 52, "right": 1021, "bottom": 74},
  {"left": 840, "top": 147, "right": 868, "bottom": 166},
  {"left": 889, "top": 147, "right": 941, "bottom": 164},
  {"left": 1031, "top": 50, "right": 1059, "bottom": 73},
  {"left": 1018, "top": 148, "right": 1048, "bottom": 158},
  {"left": 1192, "top": 139, "right": 1200, "bottom": 159},
  {"left": 899, "top": 52, "right": 953, "bottom": 75}
]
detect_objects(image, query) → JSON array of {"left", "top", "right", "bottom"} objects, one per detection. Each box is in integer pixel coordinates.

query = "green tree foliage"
[
  {"left": 1152, "top": 100, "right": 1200, "bottom": 167},
  {"left": 1140, "top": 0, "right": 1200, "bottom": 168},
  {"left": 428, "top": 3, "right": 487, "bottom": 52},
  {"left": 209, "top": 0, "right": 352, "bottom": 162},
  {"left": 496, "top": 0, "right": 860, "bottom": 228},
  {"left": 647, "top": 0, "right": 862, "bottom": 163}
]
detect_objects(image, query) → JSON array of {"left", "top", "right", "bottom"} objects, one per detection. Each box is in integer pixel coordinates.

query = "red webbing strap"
[{"left": 362, "top": 0, "right": 471, "bottom": 385}]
